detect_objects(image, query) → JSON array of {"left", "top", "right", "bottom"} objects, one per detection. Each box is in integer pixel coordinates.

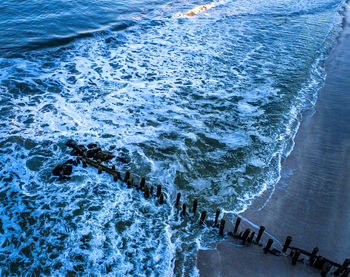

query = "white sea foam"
[{"left": 0, "top": 0, "right": 346, "bottom": 275}]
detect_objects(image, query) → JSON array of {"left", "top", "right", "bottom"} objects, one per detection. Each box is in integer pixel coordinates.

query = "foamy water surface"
[{"left": 0, "top": 0, "right": 346, "bottom": 275}]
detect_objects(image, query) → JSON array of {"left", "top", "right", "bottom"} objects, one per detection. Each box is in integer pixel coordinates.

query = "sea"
[{"left": 0, "top": 0, "right": 348, "bottom": 275}]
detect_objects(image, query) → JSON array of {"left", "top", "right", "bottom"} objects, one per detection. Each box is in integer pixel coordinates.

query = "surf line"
[
  {"left": 57, "top": 140, "right": 350, "bottom": 276},
  {"left": 177, "top": 3, "right": 216, "bottom": 17}
]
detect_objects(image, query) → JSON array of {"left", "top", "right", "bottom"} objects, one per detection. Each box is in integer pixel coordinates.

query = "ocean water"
[{"left": 0, "top": 0, "right": 347, "bottom": 275}]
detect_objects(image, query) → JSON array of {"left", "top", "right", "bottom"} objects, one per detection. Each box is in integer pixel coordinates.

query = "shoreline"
[{"left": 197, "top": 4, "right": 350, "bottom": 276}]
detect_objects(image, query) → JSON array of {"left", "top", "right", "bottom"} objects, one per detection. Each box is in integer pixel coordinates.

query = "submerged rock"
[
  {"left": 52, "top": 164, "right": 73, "bottom": 177},
  {"left": 78, "top": 144, "right": 87, "bottom": 153},
  {"left": 87, "top": 147, "right": 102, "bottom": 158},
  {"left": 65, "top": 139, "right": 77, "bottom": 148},
  {"left": 70, "top": 145, "right": 87, "bottom": 156},
  {"left": 93, "top": 151, "right": 114, "bottom": 161},
  {"left": 64, "top": 159, "right": 78, "bottom": 166},
  {"left": 66, "top": 140, "right": 87, "bottom": 156},
  {"left": 117, "top": 156, "right": 128, "bottom": 164},
  {"left": 87, "top": 143, "right": 98, "bottom": 149},
  {"left": 65, "top": 140, "right": 115, "bottom": 161},
  {"left": 70, "top": 149, "right": 79, "bottom": 156},
  {"left": 116, "top": 148, "right": 130, "bottom": 164}
]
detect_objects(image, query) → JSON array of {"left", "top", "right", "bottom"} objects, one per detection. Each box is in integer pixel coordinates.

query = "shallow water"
[{"left": 0, "top": 0, "right": 346, "bottom": 275}]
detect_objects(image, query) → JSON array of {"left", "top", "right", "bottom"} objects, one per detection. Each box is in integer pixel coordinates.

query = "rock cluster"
[{"left": 52, "top": 140, "right": 122, "bottom": 180}]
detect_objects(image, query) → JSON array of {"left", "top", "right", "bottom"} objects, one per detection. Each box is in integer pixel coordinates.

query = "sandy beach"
[{"left": 197, "top": 5, "right": 350, "bottom": 277}]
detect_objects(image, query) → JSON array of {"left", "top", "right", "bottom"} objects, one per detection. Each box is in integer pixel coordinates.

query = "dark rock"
[
  {"left": 93, "top": 151, "right": 115, "bottom": 161},
  {"left": 87, "top": 143, "right": 98, "bottom": 149},
  {"left": 52, "top": 164, "right": 73, "bottom": 176},
  {"left": 69, "top": 145, "right": 86, "bottom": 156},
  {"left": 117, "top": 147, "right": 128, "bottom": 154},
  {"left": 65, "top": 140, "right": 77, "bottom": 148},
  {"left": 117, "top": 156, "right": 128, "bottom": 164},
  {"left": 78, "top": 145, "right": 87, "bottom": 153},
  {"left": 116, "top": 148, "right": 130, "bottom": 163},
  {"left": 64, "top": 159, "right": 77, "bottom": 166},
  {"left": 70, "top": 149, "right": 79, "bottom": 156},
  {"left": 87, "top": 147, "right": 102, "bottom": 158}
]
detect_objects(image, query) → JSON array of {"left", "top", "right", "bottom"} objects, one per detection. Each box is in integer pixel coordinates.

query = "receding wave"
[{"left": 0, "top": 0, "right": 346, "bottom": 275}]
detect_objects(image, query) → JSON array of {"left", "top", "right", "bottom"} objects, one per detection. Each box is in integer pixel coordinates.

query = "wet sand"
[{"left": 197, "top": 7, "right": 350, "bottom": 277}]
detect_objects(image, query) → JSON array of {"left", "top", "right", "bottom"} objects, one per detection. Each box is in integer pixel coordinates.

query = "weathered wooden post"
[
  {"left": 342, "top": 268, "right": 350, "bottom": 277},
  {"left": 234, "top": 216, "right": 241, "bottom": 234},
  {"left": 82, "top": 159, "right": 87, "bottom": 168},
  {"left": 150, "top": 186, "right": 154, "bottom": 195},
  {"left": 112, "top": 165, "right": 116, "bottom": 170},
  {"left": 264, "top": 239, "right": 273, "bottom": 254},
  {"left": 127, "top": 180, "right": 132, "bottom": 188},
  {"left": 98, "top": 166, "right": 102, "bottom": 174},
  {"left": 292, "top": 249, "right": 301, "bottom": 265},
  {"left": 181, "top": 203, "right": 186, "bottom": 216},
  {"left": 159, "top": 193, "right": 164, "bottom": 204},
  {"left": 219, "top": 219, "right": 226, "bottom": 236},
  {"left": 124, "top": 171, "right": 130, "bottom": 182},
  {"left": 241, "top": 228, "right": 250, "bottom": 245},
  {"left": 156, "top": 185, "right": 162, "bottom": 197},
  {"left": 321, "top": 263, "right": 331, "bottom": 277},
  {"left": 175, "top": 192, "right": 181, "bottom": 207},
  {"left": 144, "top": 185, "right": 150, "bottom": 199},
  {"left": 214, "top": 209, "right": 220, "bottom": 227},
  {"left": 314, "top": 256, "right": 326, "bottom": 269},
  {"left": 200, "top": 211, "right": 207, "bottom": 225},
  {"left": 113, "top": 173, "right": 118, "bottom": 181},
  {"left": 334, "top": 258, "right": 350, "bottom": 275},
  {"left": 309, "top": 247, "right": 319, "bottom": 265},
  {"left": 247, "top": 231, "right": 255, "bottom": 243},
  {"left": 140, "top": 178, "right": 145, "bottom": 191},
  {"left": 193, "top": 199, "right": 198, "bottom": 214},
  {"left": 283, "top": 236, "right": 292, "bottom": 252},
  {"left": 255, "top": 226, "right": 265, "bottom": 244}
]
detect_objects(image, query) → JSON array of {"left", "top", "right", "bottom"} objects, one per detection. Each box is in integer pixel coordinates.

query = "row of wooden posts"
[
  {"left": 74, "top": 155, "right": 349, "bottom": 277},
  {"left": 78, "top": 157, "right": 166, "bottom": 204}
]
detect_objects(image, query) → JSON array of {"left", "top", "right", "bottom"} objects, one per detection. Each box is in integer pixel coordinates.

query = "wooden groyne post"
[
  {"left": 192, "top": 199, "right": 198, "bottom": 214},
  {"left": 144, "top": 185, "right": 150, "bottom": 199},
  {"left": 156, "top": 185, "right": 162, "bottom": 198},
  {"left": 334, "top": 259, "right": 350, "bottom": 275},
  {"left": 264, "top": 239, "right": 273, "bottom": 254},
  {"left": 159, "top": 193, "right": 164, "bottom": 204},
  {"left": 214, "top": 209, "right": 220, "bottom": 227},
  {"left": 140, "top": 177, "right": 145, "bottom": 191},
  {"left": 175, "top": 192, "right": 181, "bottom": 207},
  {"left": 200, "top": 211, "right": 207, "bottom": 225},
  {"left": 247, "top": 231, "right": 255, "bottom": 244},
  {"left": 255, "top": 226, "right": 265, "bottom": 244},
  {"left": 219, "top": 219, "right": 225, "bottom": 236},
  {"left": 181, "top": 203, "right": 187, "bottom": 216},
  {"left": 241, "top": 228, "right": 250, "bottom": 245},
  {"left": 309, "top": 247, "right": 319, "bottom": 265},
  {"left": 283, "top": 236, "right": 292, "bottom": 252},
  {"left": 233, "top": 217, "right": 241, "bottom": 234}
]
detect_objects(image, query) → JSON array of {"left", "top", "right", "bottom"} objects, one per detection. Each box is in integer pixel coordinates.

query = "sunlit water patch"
[{"left": 0, "top": 0, "right": 347, "bottom": 275}]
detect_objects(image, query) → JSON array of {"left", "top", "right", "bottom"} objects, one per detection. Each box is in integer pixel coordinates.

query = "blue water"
[{"left": 0, "top": 0, "right": 346, "bottom": 275}]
